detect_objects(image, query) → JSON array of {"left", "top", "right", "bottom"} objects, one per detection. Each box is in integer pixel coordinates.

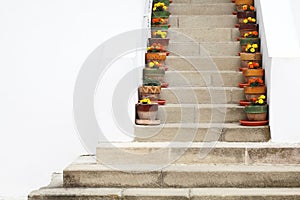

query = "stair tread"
[
  {"left": 97, "top": 142, "right": 300, "bottom": 149},
  {"left": 135, "top": 122, "right": 266, "bottom": 128}
]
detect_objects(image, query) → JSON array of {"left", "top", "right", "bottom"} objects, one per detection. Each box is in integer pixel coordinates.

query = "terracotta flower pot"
[
  {"left": 237, "top": 12, "right": 256, "bottom": 19},
  {"left": 240, "top": 60, "right": 262, "bottom": 69},
  {"left": 139, "top": 86, "right": 161, "bottom": 101},
  {"left": 245, "top": 104, "right": 268, "bottom": 121},
  {"left": 240, "top": 52, "right": 262, "bottom": 61},
  {"left": 146, "top": 53, "right": 167, "bottom": 61},
  {"left": 243, "top": 69, "right": 264, "bottom": 82},
  {"left": 240, "top": 38, "right": 260, "bottom": 46},
  {"left": 143, "top": 68, "right": 165, "bottom": 83},
  {"left": 136, "top": 103, "right": 158, "bottom": 120},
  {"left": 244, "top": 85, "right": 266, "bottom": 101},
  {"left": 149, "top": 38, "right": 170, "bottom": 46},
  {"left": 239, "top": 24, "right": 258, "bottom": 31},
  {"left": 235, "top": 0, "right": 254, "bottom": 5}
]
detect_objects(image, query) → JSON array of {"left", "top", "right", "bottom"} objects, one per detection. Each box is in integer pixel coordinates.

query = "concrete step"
[
  {"left": 29, "top": 174, "right": 300, "bottom": 200},
  {"left": 63, "top": 156, "right": 300, "bottom": 188},
  {"left": 165, "top": 71, "right": 243, "bottom": 87},
  {"left": 169, "top": 15, "right": 238, "bottom": 28},
  {"left": 165, "top": 56, "right": 240, "bottom": 71},
  {"left": 134, "top": 123, "right": 270, "bottom": 142},
  {"left": 168, "top": 28, "right": 240, "bottom": 42},
  {"left": 173, "top": 0, "right": 233, "bottom": 4},
  {"left": 158, "top": 104, "right": 246, "bottom": 123},
  {"left": 160, "top": 87, "right": 244, "bottom": 104},
  {"left": 169, "top": 3, "right": 235, "bottom": 15},
  {"left": 168, "top": 42, "right": 240, "bottom": 56},
  {"left": 96, "top": 143, "right": 300, "bottom": 166}
]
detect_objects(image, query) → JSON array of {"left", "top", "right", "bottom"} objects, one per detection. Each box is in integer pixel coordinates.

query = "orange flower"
[
  {"left": 242, "top": 5, "right": 248, "bottom": 11},
  {"left": 152, "top": 18, "right": 159, "bottom": 23},
  {"left": 257, "top": 78, "right": 264, "bottom": 84},
  {"left": 254, "top": 62, "right": 260, "bottom": 67},
  {"left": 253, "top": 31, "right": 258, "bottom": 36},
  {"left": 251, "top": 97, "right": 257, "bottom": 102},
  {"left": 250, "top": 6, "right": 255, "bottom": 11}
]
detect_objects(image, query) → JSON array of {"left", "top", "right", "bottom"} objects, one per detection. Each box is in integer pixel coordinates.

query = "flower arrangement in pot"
[
  {"left": 236, "top": 4, "right": 255, "bottom": 12},
  {"left": 147, "top": 43, "right": 166, "bottom": 53},
  {"left": 147, "top": 60, "right": 168, "bottom": 71},
  {"left": 240, "top": 61, "right": 261, "bottom": 71},
  {"left": 139, "top": 79, "right": 161, "bottom": 101},
  {"left": 152, "top": 18, "right": 169, "bottom": 28},
  {"left": 245, "top": 95, "right": 268, "bottom": 121},
  {"left": 240, "top": 52, "right": 262, "bottom": 70},
  {"left": 136, "top": 98, "right": 159, "bottom": 121},
  {"left": 242, "top": 31, "right": 259, "bottom": 38},
  {"left": 242, "top": 68, "right": 264, "bottom": 82},
  {"left": 241, "top": 43, "right": 259, "bottom": 53},
  {"left": 244, "top": 78, "right": 266, "bottom": 101},
  {"left": 153, "top": 0, "right": 172, "bottom": 6},
  {"left": 151, "top": 29, "right": 168, "bottom": 39},
  {"left": 237, "top": 11, "right": 256, "bottom": 21},
  {"left": 152, "top": 2, "right": 170, "bottom": 18},
  {"left": 234, "top": 0, "right": 254, "bottom": 6}
]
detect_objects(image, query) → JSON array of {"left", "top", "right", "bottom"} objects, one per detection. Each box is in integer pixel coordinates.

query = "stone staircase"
[{"left": 29, "top": 0, "right": 300, "bottom": 199}]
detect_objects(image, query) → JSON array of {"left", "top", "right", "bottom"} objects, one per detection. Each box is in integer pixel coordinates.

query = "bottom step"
[{"left": 29, "top": 174, "right": 300, "bottom": 200}]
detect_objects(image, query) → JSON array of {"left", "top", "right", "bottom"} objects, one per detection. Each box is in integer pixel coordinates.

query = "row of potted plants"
[
  {"left": 234, "top": 0, "right": 269, "bottom": 126},
  {"left": 135, "top": 0, "right": 172, "bottom": 125}
]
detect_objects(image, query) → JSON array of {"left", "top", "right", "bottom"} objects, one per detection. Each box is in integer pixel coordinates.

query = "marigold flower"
[
  {"left": 250, "top": 6, "right": 255, "bottom": 11},
  {"left": 250, "top": 48, "right": 255, "bottom": 53},
  {"left": 259, "top": 95, "right": 266, "bottom": 100},
  {"left": 252, "top": 44, "right": 258, "bottom": 49},
  {"left": 242, "top": 5, "right": 248, "bottom": 10},
  {"left": 253, "top": 31, "right": 258, "bottom": 35},
  {"left": 258, "top": 99, "right": 264, "bottom": 104},
  {"left": 243, "top": 19, "right": 248, "bottom": 24}
]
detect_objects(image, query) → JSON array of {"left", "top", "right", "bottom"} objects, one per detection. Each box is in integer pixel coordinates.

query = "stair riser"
[
  {"left": 168, "top": 28, "right": 240, "bottom": 42},
  {"left": 165, "top": 57, "right": 240, "bottom": 71},
  {"left": 160, "top": 88, "right": 244, "bottom": 104},
  {"left": 169, "top": 4, "right": 235, "bottom": 15},
  {"left": 168, "top": 42, "right": 240, "bottom": 56},
  {"left": 63, "top": 171, "right": 300, "bottom": 188},
  {"left": 134, "top": 126, "right": 270, "bottom": 142},
  {"left": 169, "top": 16, "right": 238, "bottom": 28},
  {"left": 165, "top": 72, "right": 243, "bottom": 87},
  {"left": 158, "top": 106, "right": 246, "bottom": 123}
]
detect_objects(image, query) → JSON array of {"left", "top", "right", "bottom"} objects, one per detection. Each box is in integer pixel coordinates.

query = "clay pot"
[
  {"left": 243, "top": 69, "right": 264, "bottom": 82},
  {"left": 139, "top": 86, "right": 161, "bottom": 101},
  {"left": 235, "top": 0, "right": 254, "bottom": 5},
  {"left": 245, "top": 104, "right": 268, "bottom": 121},
  {"left": 143, "top": 68, "right": 165, "bottom": 83},
  {"left": 149, "top": 38, "right": 170, "bottom": 46},
  {"left": 244, "top": 85, "right": 266, "bottom": 101},
  {"left": 136, "top": 103, "right": 158, "bottom": 120},
  {"left": 240, "top": 52, "right": 262, "bottom": 61},
  {"left": 146, "top": 53, "right": 167, "bottom": 61},
  {"left": 239, "top": 24, "right": 258, "bottom": 31}
]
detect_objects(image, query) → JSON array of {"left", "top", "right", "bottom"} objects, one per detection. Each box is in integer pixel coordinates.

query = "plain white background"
[
  {"left": 1, "top": 0, "right": 300, "bottom": 198},
  {"left": 0, "top": 0, "right": 144, "bottom": 197}
]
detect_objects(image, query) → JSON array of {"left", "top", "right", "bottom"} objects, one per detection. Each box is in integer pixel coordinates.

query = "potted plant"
[
  {"left": 136, "top": 98, "right": 159, "bottom": 121},
  {"left": 245, "top": 95, "right": 268, "bottom": 121},
  {"left": 244, "top": 78, "right": 266, "bottom": 101},
  {"left": 242, "top": 31, "right": 259, "bottom": 38},
  {"left": 151, "top": 17, "right": 169, "bottom": 28},
  {"left": 147, "top": 43, "right": 166, "bottom": 53},
  {"left": 236, "top": 4, "right": 255, "bottom": 12},
  {"left": 139, "top": 79, "right": 161, "bottom": 101},
  {"left": 143, "top": 68, "right": 165, "bottom": 84},
  {"left": 151, "top": 29, "right": 168, "bottom": 39},
  {"left": 235, "top": 0, "right": 254, "bottom": 5},
  {"left": 240, "top": 61, "right": 261, "bottom": 70},
  {"left": 153, "top": 0, "right": 172, "bottom": 6},
  {"left": 152, "top": 2, "right": 170, "bottom": 18},
  {"left": 241, "top": 43, "right": 259, "bottom": 53},
  {"left": 243, "top": 68, "right": 264, "bottom": 82}
]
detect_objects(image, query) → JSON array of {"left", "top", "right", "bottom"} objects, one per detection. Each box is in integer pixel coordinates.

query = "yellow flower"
[
  {"left": 153, "top": 7, "right": 157, "bottom": 11},
  {"left": 244, "top": 33, "right": 249, "bottom": 37},
  {"left": 258, "top": 99, "right": 264, "bottom": 104},
  {"left": 157, "top": 30, "right": 162, "bottom": 33},
  {"left": 243, "top": 19, "right": 248, "bottom": 24},
  {"left": 259, "top": 95, "right": 266, "bottom": 100},
  {"left": 140, "top": 98, "right": 151, "bottom": 104},
  {"left": 246, "top": 44, "right": 252, "bottom": 49},
  {"left": 250, "top": 48, "right": 255, "bottom": 53},
  {"left": 163, "top": 6, "right": 167, "bottom": 10},
  {"left": 252, "top": 18, "right": 256, "bottom": 22},
  {"left": 252, "top": 44, "right": 258, "bottom": 49},
  {"left": 149, "top": 62, "right": 155, "bottom": 67},
  {"left": 161, "top": 19, "right": 165, "bottom": 23},
  {"left": 248, "top": 17, "right": 252, "bottom": 20},
  {"left": 147, "top": 47, "right": 151, "bottom": 51},
  {"left": 154, "top": 61, "right": 159, "bottom": 65}
]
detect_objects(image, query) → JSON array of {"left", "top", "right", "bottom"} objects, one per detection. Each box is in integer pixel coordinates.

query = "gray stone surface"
[
  {"left": 176, "top": 15, "right": 238, "bottom": 28},
  {"left": 165, "top": 56, "right": 240, "bottom": 71},
  {"left": 169, "top": 4, "right": 235, "bottom": 15}
]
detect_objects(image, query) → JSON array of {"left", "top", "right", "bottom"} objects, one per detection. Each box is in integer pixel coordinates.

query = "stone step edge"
[
  {"left": 96, "top": 142, "right": 300, "bottom": 149},
  {"left": 29, "top": 173, "right": 300, "bottom": 198}
]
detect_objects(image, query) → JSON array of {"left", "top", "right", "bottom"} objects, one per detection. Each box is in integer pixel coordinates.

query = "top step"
[
  {"left": 169, "top": 3, "right": 235, "bottom": 15},
  {"left": 173, "top": 0, "right": 233, "bottom": 3}
]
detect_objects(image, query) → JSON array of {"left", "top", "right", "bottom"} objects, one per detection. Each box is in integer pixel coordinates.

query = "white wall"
[
  {"left": 257, "top": 0, "right": 300, "bottom": 142},
  {"left": 0, "top": 0, "right": 144, "bottom": 197}
]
